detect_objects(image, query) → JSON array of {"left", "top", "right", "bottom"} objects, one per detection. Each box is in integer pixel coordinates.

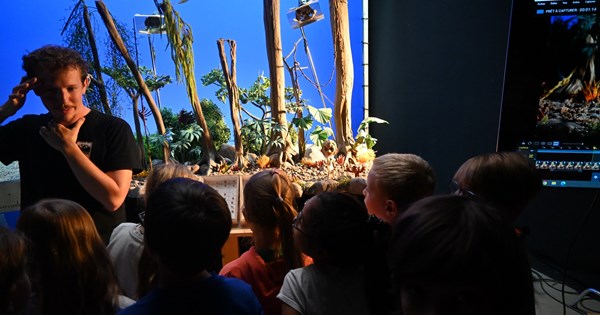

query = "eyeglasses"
[
  {"left": 450, "top": 180, "right": 480, "bottom": 200},
  {"left": 292, "top": 211, "right": 307, "bottom": 236}
]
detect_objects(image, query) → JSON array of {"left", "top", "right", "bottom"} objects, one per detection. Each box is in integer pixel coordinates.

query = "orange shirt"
[{"left": 219, "top": 246, "right": 311, "bottom": 315}]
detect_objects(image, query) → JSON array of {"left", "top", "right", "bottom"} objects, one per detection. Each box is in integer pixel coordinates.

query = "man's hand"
[
  {"left": 39, "top": 117, "right": 85, "bottom": 153},
  {"left": 0, "top": 77, "right": 38, "bottom": 122},
  {"left": 40, "top": 115, "right": 131, "bottom": 212},
  {"left": 7, "top": 77, "right": 37, "bottom": 113}
]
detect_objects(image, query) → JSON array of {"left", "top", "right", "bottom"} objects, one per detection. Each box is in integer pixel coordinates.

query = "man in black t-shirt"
[{"left": 0, "top": 45, "right": 141, "bottom": 243}]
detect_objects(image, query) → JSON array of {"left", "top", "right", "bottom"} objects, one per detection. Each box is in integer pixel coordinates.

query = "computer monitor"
[{"left": 497, "top": 0, "right": 600, "bottom": 188}]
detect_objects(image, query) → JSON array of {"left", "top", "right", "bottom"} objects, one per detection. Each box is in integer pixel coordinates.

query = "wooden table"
[{"left": 221, "top": 228, "right": 253, "bottom": 266}]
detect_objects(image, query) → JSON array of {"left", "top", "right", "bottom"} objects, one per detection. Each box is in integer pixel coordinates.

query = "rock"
[
  {"left": 302, "top": 140, "right": 338, "bottom": 165},
  {"left": 219, "top": 143, "right": 236, "bottom": 162},
  {"left": 246, "top": 153, "right": 258, "bottom": 165},
  {"left": 332, "top": 176, "right": 360, "bottom": 194},
  {"left": 347, "top": 177, "right": 367, "bottom": 195},
  {"left": 303, "top": 145, "right": 327, "bottom": 163},
  {"left": 305, "top": 179, "right": 339, "bottom": 196}
]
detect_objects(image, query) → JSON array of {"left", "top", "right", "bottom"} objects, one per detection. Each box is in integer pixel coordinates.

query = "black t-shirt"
[{"left": 0, "top": 110, "right": 142, "bottom": 242}]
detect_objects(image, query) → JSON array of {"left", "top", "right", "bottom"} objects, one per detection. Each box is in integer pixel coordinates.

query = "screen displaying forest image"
[
  {"left": 536, "top": 13, "right": 600, "bottom": 144},
  {"left": 498, "top": 0, "right": 600, "bottom": 188},
  {"left": 498, "top": 0, "right": 599, "bottom": 148}
]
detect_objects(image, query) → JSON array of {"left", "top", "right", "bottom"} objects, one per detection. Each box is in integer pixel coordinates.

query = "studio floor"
[{"left": 533, "top": 269, "right": 600, "bottom": 315}]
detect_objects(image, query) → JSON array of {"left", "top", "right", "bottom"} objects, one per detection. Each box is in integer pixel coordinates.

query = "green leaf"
[
  {"left": 365, "top": 137, "right": 377, "bottom": 149},
  {"left": 358, "top": 117, "right": 389, "bottom": 132},
  {"left": 179, "top": 124, "right": 202, "bottom": 142},
  {"left": 309, "top": 126, "right": 333, "bottom": 147},
  {"left": 363, "top": 117, "right": 388, "bottom": 124},
  {"left": 323, "top": 127, "right": 334, "bottom": 137},
  {"left": 292, "top": 116, "right": 313, "bottom": 130},
  {"left": 270, "top": 136, "right": 285, "bottom": 149},
  {"left": 307, "top": 106, "right": 332, "bottom": 124}
]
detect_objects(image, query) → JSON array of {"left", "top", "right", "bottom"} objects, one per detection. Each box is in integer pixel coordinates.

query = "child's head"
[
  {"left": 243, "top": 168, "right": 297, "bottom": 229},
  {"left": 137, "top": 164, "right": 200, "bottom": 296},
  {"left": 294, "top": 192, "right": 371, "bottom": 268},
  {"left": 144, "top": 178, "right": 232, "bottom": 275},
  {"left": 243, "top": 168, "right": 301, "bottom": 267},
  {"left": 452, "top": 151, "right": 541, "bottom": 222},
  {"left": 17, "top": 199, "right": 120, "bottom": 314},
  {"left": 144, "top": 163, "right": 198, "bottom": 204},
  {"left": 0, "top": 227, "right": 30, "bottom": 315},
  {"left": 17, "top": 199, "right": 112, "bottom": 269},
  {"left": 364, "top": 153, "right": 436, "bottom": 224},
  {"left": 389, "top": 195, "right": 534, "bottom": 315}
]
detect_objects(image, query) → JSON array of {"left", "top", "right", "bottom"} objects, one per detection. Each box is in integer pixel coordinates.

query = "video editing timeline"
[
  {"left": 518, "top": 142, "right": 600, "bottom": 188},
  {"left": 533, "top": 0, "right": 597, "bottom": 15}
]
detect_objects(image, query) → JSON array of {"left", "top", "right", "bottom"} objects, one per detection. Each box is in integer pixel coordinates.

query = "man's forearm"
[
  {"left": 0, "top": 102, "right": 16, "bottom": 124},
  {"left": 62, "top": 142, "right": 132, "bottom": 211}
]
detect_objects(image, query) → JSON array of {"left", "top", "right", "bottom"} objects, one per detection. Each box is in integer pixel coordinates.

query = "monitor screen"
[{"left": 497, "top": 0, "right": 600, "bottom": 188}]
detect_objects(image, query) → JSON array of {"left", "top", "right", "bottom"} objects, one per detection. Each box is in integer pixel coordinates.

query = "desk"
[{"left": 221, "top": 228, "right": 253, "bottom": 266}]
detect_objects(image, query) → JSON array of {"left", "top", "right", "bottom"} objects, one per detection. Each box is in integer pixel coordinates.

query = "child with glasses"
[
  {"left": 220, "top": 169, "right": 310, "bottom": 315},
  {"left": 278, "top": 192, "right": 391, "bottom": 315},
  {"left": 452, "top": 151, "right": 541, "bottom": 224}
]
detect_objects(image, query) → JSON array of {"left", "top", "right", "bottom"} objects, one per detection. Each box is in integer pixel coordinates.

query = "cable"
[
  {"left": 532, "top": 269, "right": 578, "bottom": 295},
  {"left": 532, "top": 268, "right": 600, "bottom": 314},
  {"left": 532, "top": 269, "right": 580, "bottom": 308},
  {"left": 561, "top": 190, "right": 600, "bottom": 315}
]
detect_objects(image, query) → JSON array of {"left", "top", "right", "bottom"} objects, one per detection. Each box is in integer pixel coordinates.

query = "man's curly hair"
[{"left": 22, "top": 45, "right": 89, "bottom": 81}]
